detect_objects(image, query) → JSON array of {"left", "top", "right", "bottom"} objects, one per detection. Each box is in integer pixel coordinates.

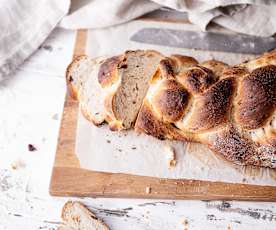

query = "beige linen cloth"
[{"left": 1, "top": 0, "right": 276, "bottom": 80}]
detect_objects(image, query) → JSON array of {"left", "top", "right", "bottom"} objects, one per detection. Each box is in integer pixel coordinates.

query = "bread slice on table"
[
  {"left": 66, "top": 50, "right": 164, "bottom": 130},
  {"left": 57, "top": 201, "right": 109, "bottom": 230}
]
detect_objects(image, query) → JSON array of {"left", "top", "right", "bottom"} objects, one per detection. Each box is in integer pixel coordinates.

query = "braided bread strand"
[{"left": 135, "top": 51, "right": 276, "bottom": 168}]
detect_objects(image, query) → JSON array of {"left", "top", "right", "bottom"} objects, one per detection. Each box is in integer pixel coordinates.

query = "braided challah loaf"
[{"left": 67, "top": 50, "right": 276, "bottom": 168}]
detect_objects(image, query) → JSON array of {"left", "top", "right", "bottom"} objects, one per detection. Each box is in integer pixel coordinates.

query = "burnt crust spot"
[
  {"left": 178, "top": 66, "right": 217, "bottom": 94},
  {"left": 236, "top": 65, "right": 276, "bottom": 130},
  {"left": 159, "top": 58, "right": 175, "bottom": 78},
  {"left": 152, "top": 80, "right": 189, "bottom": 122},
  {"left": 189, "top": 78, "right": 235, "bottom": 131},
  {"left": 118, "top": 63, "right": 128, "bottom": 69},
  {"left": 98, "top": 55, "right": 122, "bottom": 86}
]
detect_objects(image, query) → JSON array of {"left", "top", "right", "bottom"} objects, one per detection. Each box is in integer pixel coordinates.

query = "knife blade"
[{"left": 130, "top": 28, "right": 276, "bottom": 54}]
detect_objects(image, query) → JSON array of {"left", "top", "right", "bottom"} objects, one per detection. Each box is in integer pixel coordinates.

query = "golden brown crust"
[
  {"left": 177, "top": 66, "right": 217, "bottom": 94},
  {"left": 152, "top": 79, "right": 190, "bottom": 123},
  {"left": 200, "top": 60, "right": 229, "bottom": 78},
  {"left": 170, "top": 54, "right": 198, "bottom": 71},
  {"left": 222, "top": 66, "right": 249, "bottom": 79},
  {"left": 235, "top": 65, "right": 276, "bottom": 130},
  {"left": 66, "top": 55, "right": 89, "bottom": 100},
  {"left": 135, "top": 100, "right": 193, "bottom": 141},
  {"left": 98, "top": 55, "right": 123, "bottom": 87},
  {"left": 188, "top": 78, "right": 235, "bottom": 132},
  {"left": 159, "top": 58, "right": 175, "bottom": 78}
]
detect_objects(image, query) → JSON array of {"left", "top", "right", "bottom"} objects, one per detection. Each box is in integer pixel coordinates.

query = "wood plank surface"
[{"left": 49, "top": 29, "right": 276, "bottom": 201}]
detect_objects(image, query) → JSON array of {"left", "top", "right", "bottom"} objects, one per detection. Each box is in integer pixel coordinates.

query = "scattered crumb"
[
  {"left": 181, "top": 218, "right": 189, "bottom": 230},
  {"left": 28, "top": 144, "right": 37, "bottom": 152},
  {"left": 242, "top": 178, "right": 247, "bottom": 183},
  {"left": 52, "top": 113, "right": 59, "bottom": 120},
  {"left": 131, "top": 146, "right": 137, "bottom": 150},
  {"left": 117, "top": 148, "right": 122, "bottom": 152},
  {"left": 106, "top": 139, "right": 111, "bottom": 144},
  {"left": 145, "top": 187, "right": 151, "bottom": 194},
  {"left": 11, "top": 159, "right": 25, "bottom": 170},
  {"left": 165, "top": 145, "right": 177, "bottom": 168}
]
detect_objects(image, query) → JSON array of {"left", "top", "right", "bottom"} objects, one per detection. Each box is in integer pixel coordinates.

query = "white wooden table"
[{"left": 0, "top": 28, "right": 275, "bottom": 230}]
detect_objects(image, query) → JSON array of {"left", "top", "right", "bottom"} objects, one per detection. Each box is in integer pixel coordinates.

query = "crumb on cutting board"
[{"left": 164, "top": 145, "right": 177, "bottom": 168}]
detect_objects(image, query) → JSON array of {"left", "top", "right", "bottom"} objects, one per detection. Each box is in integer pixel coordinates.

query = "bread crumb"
[
  {"left": 11, "top": 159, "right": 25, "bottom": 170},
  {"left": 181, "top": 218, "right": 189, "bottom": 230},
  {"left": 28, "top": 144, "right": 37, "bottom": 152},
  {"left": 145, "top": 187, "right": 151, "bottom": 194},
  {"left": 165, "top": 145, "right": 177, "bottom": 168}
]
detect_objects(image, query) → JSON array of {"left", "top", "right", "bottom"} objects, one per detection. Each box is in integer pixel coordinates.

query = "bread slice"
[
  {"left": 66, "top": 55, "right": 109, "bottom": 125},
  {"left": 66, "top": 50, "right": 163, "bottom": 130},
  {"left": 106, "top": 50, "right": 164, "bottom": 130},
  {"left": 58, "top": 201, "right": 109, "bottom": 230}
]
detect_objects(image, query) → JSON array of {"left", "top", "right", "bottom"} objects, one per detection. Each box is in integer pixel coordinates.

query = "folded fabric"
[
  {"left": 61, "top": 0, "right": 276, "bottom": 37},
  {"left": 1, "top": 0, "right": 276, "bottom": 81},
  {"left": 0, "top": 0, "right": 69, "bottom": 81}
]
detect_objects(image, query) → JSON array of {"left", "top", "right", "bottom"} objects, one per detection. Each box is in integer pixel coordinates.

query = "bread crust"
[
  {"left": 66, "top": 55, "right": 89, "bottom": 100},
  {"left": 235, "top": 65, "right": 276, "bottom": 129},
  {"left": 66, "top": 49, "right": 276, "bottom": 168},
  {"left": 61, "top": 201, "right": 109, "bottom": 230},
  {"left": 135, "top": 100, "right": 194, "bottom": 141},
  {"left": 136, "top": 50, "right": 276, "bottom": 168}
]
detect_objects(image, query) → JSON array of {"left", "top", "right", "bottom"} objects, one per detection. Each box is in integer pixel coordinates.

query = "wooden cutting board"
[{"left": 49, "top": 29, "right": 276, "bottom": 201}]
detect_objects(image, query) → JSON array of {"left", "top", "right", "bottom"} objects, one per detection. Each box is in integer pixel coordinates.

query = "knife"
[{"left": 130, "top": 28, "right": 276, "bottom": 54}]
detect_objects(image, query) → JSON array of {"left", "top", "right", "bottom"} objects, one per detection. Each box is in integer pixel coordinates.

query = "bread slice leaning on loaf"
[{"left": 66, "top": 50, "right": 163, "bottom": 130}]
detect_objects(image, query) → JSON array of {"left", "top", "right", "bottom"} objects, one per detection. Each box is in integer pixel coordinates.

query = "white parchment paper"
[{"left": 76, "top": 20, "right": 276, "bottom": 186}]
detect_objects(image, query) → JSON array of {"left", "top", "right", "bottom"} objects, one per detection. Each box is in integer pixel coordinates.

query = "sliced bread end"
[{"left": 61, "top": 201, "right": 109, "bottom": 230}]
